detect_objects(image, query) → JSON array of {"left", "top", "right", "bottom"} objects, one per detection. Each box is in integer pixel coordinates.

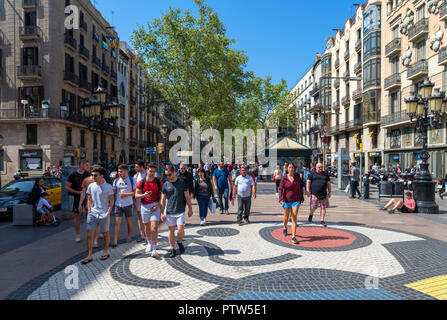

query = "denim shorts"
[{"left": 282, "top": 201, "right": 301, "bottom": 209}]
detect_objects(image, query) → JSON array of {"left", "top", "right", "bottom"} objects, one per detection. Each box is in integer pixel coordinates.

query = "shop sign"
[
  {"left": 369, "top": 152, "right": 381, "bottom": 157},
  {"left": 20, "top": 150, "right": 42, "bottom": 158},
  {"left": 64, "top": 150, "right": 75, "bottom": 157}
]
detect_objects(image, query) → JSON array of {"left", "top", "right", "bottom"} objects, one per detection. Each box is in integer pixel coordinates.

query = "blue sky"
[{"left": 94, "top": 0, "right": 366, "bottom": 89}]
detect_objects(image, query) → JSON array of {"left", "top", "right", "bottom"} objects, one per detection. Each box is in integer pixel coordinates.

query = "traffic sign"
[
  {"left": 146, "top": 147, "right": 156, "bottom": 155},
  {"left": 322, "top": 136, "right": 329, "bottom": 145},
  {"left": 322, "top": 124, "right": 328, "bottom": 134}
]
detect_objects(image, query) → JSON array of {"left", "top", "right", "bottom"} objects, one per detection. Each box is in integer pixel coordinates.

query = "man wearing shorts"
[
  {"left": 78, "top": 172, "right": 102, "bottom": 248},
  {"left": 82, "top": 167, "right": 114, "bottom": 264},
  {"left": 160, "top": 165, "right": 193, "bottom": 258},
  {"left": 133, "top": 161, "right": 147, "bottom": 243},
  {"left": 112, "top": 165, "right": 136, "bottom": 248},
  {"left": 380, "top": 192, "right": 416, "bottom": 214},
  {"left": 306, "top": 163, "right": 331, "bottom": 228},
  {"left": 135, "top": 164, "right": 163, "bottom": 258},
  {"left": 65, "top": 160, "right": 91, "bottom": 243}
]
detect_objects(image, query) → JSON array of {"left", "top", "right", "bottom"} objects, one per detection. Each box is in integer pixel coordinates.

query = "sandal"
[
  {"left": 100, "top": 254, "right": 110, "bottom": 261},
  {"left": 126, "top": 238, "right": 132, "bottom": 243},
  {"left": 81, "top": 258, "right": 93, "bottom": 265},
  {"left": 136, "top": 237, "right": 145, "bottom": 243},
  {"left": 111, "top": 243, "right": 117, "bottom": 248}
]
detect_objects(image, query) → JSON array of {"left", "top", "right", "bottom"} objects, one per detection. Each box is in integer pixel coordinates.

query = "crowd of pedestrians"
[{"left": 64, "top": 160, "right": 263, "bottom": 263}]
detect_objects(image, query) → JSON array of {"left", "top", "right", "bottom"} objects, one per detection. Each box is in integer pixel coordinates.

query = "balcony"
[
  {"left": 309, "top": 125, "right": 321, "bottom": 134},
  {"left": 332, "top": 100, "right": 340, "bottom": 109},
  {"left": 63, "top": 70, "right": 79, "bottom": 86},
  {"left": 23, "top": 0, "right": 38, "bottom": 8},
  {"left": 111, "top": 70, "right": 118, "bottom": 81},
  {"left": 139, "top": 120, "right": 146, "bottom": 129},
  {"left": 407, "top": 59, "right": 428, "bottom": 80},
  {"left": 384, "top": 73, "right": 401, "bottom": 90},
  {"left": 408, "top": 18, "right": 429, "bottom": 42},
  {"left": 129, "top": 138, "right": 137, "bottom": 147},
  {"left": 64, "top": 34, "right": 77, "bottom": 50},
  {"left": 344, "top": 50, "right": 350, "bottom": 61},
  {"left": 335, "top": 58, "right": 340, "bottom": 69},
  {"left": 352, "top": 89, "right": 362, "bottom": 100},
  {"left": 78, "top": 78, "right": 91, "bottom": 92},
  {"left": 354, "top": 61, "right": 362, "bottom": 75},
  {"left": 439, "top": 46, "right": 447, "bottom": 66},
  {"left": 310, "top": 85, "right": 320, "bottom": 97},
  {"left": 307, "top": 103, "right": 323, "bottom": 113},
  {"left": 79, "top": 45, "right": 90, "bottom": 60},
  {"left": 441, "top": 2, "right": 447, "bottom": 22},
  {"left": 355, "top": 39, "right": 361, "bottom": 52},
  {"left": 129, "top": 117, "right": 137, "bottom": 126},
  {"left": 363, "top": 110, "right": 380, "bottom": 125},
  {"left": 385, "top": 38, "right": 401, "bottom": 57},
  {"left": 329, "top": 124, "right": 341, "bottom": 134},
  {"left": 101, "top": 63, "right": 110, "bottom": 74},
  {"left": 17, "top": 65, "right": 42, "bottom": 80},
  {"left": 92, "top": 56, "right": 101, "bottom": 69},
  {"left": 343, "top": 71, "right": 350, "bottom": 82},
  {"left": 341, "top": 95, "right": 350, "bottom": 106},
  {"left": 334, "top": 79, "right": 340, "bottom": 88},
  {"left": 19, "top": 26, "right": 42, "bottom": 40},
  {"left": 381, "top": 110, "right": 408, "bottom": 127}
]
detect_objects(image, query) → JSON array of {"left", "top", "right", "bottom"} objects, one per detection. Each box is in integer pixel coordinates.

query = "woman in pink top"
[{"left": 380, "top": 192, "right": 416, "bottom": 214}]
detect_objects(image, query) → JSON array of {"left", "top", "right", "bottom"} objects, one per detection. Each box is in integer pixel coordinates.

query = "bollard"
[{"left": 363, "top": 178, "right": 370, "bottom": 200}]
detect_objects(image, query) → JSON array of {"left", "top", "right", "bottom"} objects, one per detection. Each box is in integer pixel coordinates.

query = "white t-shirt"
[
  {"left": 134, "top": 172, "right": 147, "bottom": 184},
  {"left": 235, "top": 174, "right": 255, "bottom": 198},
  {"left": 37, "top": 198, "right": 52, "bottom": 212},
  {"left": 113, "top": 176, "right": 136, "bottom": 207}
]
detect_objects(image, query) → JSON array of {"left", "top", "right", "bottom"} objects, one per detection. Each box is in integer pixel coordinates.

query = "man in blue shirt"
[{"left": 213, "top": 161, "right": 233, "bottom": 215}]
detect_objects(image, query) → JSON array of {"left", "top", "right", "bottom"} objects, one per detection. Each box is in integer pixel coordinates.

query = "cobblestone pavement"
[{"left": 3, "top": 182, "right": 447, "bottom": 300}]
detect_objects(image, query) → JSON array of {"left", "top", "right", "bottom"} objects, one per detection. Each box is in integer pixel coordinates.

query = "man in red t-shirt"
[{"left": 135, "top": 164, "right": 163, "bottom": 258}]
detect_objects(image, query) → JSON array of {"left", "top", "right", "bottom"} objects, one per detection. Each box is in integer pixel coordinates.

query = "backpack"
[{"left": 139, "top": 177, "right": 162, "bottom": 199}]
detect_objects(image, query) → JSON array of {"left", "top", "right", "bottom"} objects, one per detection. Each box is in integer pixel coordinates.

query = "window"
[
  {"left": 363, "top": 31, "right": 381, "bottom": 60},
  {"left": 416, "top": 4, "right": 426, "bottom": 21},
  {"left": 363, "top": 58, "right": 381, "bottom": 89},
  {"left": 26, "top": 124, "right": 38, "bottom": 145},
  {"left": 22, "top": 47, "right": 38, "bottom": 66},
  {"left": 24, "top": 11, "right": 37, "bottom": 27},
  {"left": 80, "top": 130, "right": 85, "bottom": 148},
  {"left": 65, "top": 53, "right": 74, "bottom": 73},
  {"left": 390, "top": 55, "right": 400, "bottom": 74},
  {"left": 415, "top": 40, "right": 426, "bottom": 61},
  {"left": 389, "top": 91, "right": 401, "bottom": 114},
  {"left": 93, "top": 133, "right": 97, "bottom": 149},
  {"left": 391, "top": 25, "right": 399, "bottom": 40},
  {"left": 66, "top": 127, "right": 72, "bottom": 146}
]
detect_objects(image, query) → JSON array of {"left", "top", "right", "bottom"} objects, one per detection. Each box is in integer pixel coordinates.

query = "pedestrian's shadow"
[
  {"left": 186, "top": 244, "right": 240, "bottom": 257},
  {"left": 298, "top": 235, "right": 350, "bottom": 243}
]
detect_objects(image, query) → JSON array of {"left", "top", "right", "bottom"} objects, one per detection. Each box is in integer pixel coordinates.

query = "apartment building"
[
  {"left": 382, "top": 0, "right": 447, "bottom": 178},
  {"left": 292, "top": 66, "right": 313, "bottom": 147},
  {"left": 0, "top": 0, "right": 120, "bottom": 184}
]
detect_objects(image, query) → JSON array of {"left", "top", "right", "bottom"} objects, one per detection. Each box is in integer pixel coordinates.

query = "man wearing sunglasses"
[
  {"left": 160, "top": 165, "right": 193, "bottom": 258},
  {"left": 178, "top": 164, "right": 194, "bottom": 196},
  {"left": 82, "top": 166, "right": 115, "bottom": 264}
]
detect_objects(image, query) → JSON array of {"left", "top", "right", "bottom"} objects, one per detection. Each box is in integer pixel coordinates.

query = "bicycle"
[{"left": 35, "top": 209, "right": 61, "bottom": 227}]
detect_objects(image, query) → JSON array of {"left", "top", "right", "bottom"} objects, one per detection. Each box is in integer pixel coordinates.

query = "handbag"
[{"left": 209, "top": 197, "right": 217, "bottom": 214}]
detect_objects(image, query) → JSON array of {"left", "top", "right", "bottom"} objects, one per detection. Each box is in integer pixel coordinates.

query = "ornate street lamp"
[{"left": 404, "top": 77, "right": 443, "bottom": 214}]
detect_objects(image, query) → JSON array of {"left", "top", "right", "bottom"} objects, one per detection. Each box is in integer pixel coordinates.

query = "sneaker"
[
  {"left": 388, "top": 209, "right": 395, "bottom": 214},
  {"left": 177, "top": 242, "right": 185, "bottom": 254},
  {"left": 75, "top": 235, "right": 81, "bottom": 243},
  {"left": 283, "top": 228, "right": 288, "bottom": 237},
  {"left": 244, "top": 218, "right": 250, "bottom": 224},
  {"left": 308, "top": 215, "right": 313, "bottom": 223},
  {"left": 275, "top": 193, "right": 279, "bottom": 196},
  {"left": 379, "top": 207, "right": 387, "bottom": 211},
  {"left": 291, "top": 237, "right": 299, "bottom": 244},
  {"left": 200, "top": 220, "right": 205, "bottom": 226},
  {"left": 151, "top": 250, "right": 159, "bottom": 258},
  {"left": 226, "top": 211, "right": 230, "bottom": 216},
  {"left": 169, "top": 249, "right": 176, "bottom": 258},
  {"left": 220, "top": 211, "right": 225, "bottom": 215},
  {"left": 145, "top": 245, "right": 151, "bottom": 253},
  {"left": 320, "top": 221, "right": 327, "bottom": 228},
  {"left": 238, "top": 220, "right": 243, "bottom": 226}
]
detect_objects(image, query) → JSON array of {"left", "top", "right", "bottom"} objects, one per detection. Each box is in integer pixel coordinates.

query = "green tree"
[{"left": 131, "top": 0, "right": 250, "bottom": 132}]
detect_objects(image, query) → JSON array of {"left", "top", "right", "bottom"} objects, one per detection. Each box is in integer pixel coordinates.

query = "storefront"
[
  {"left": 368, "top": 151, "right": 382, "bottom": 168},
  {"left": 20, "top": 149, "right": 43, "bottom": 172}
]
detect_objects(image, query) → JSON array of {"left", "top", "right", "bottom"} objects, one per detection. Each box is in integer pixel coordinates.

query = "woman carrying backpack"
[{"left": 194, "top": 169, "right": 216, "bottom": 226}]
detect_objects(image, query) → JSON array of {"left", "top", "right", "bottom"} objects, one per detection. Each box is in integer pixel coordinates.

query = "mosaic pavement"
[{"left": 8, "top": 221, "right": 447, "bottom": 300}]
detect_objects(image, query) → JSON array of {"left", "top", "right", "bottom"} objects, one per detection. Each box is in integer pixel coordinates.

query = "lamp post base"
[{"left": 412, "top": 181, "right": 439, "bottom": 214}]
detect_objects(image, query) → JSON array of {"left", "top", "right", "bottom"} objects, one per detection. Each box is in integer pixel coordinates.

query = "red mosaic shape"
[{"left": 271, "top": 227, "right": 357, "bottom": 248}]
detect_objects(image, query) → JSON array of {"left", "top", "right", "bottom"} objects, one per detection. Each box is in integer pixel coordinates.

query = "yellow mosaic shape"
[{"left": 405, "top": 275, "right": 447, "bottom": 300}]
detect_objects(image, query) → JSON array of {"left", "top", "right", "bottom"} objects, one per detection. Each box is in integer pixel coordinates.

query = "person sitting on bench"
[{"left": 380, "top": 192, "right": 416, "bottom": 214}]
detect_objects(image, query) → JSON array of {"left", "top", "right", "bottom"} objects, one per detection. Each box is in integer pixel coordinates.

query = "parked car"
[{"left": 0, "top": 177, "right": 62, "bottom": 218}]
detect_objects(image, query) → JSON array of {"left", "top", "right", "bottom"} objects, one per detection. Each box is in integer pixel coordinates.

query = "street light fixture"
[{"left": 404, "top": 76, "right": 443, "bottom": 214}]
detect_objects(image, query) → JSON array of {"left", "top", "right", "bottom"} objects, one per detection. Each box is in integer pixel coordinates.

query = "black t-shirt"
[
  {"left": 308, "top": 171, "right": 330, "bottom": 199},
  {"left": 67, "top": 171, "right": 90, "bottom": 196},
  {"left": 162, "top": 179, "right": 188, "bottom": 215}
]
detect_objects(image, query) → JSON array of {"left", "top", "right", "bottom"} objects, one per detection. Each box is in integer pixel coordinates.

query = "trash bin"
[
  {"left": 394, "top": 181, "right": 405, "bottom": 196},
  {"left": 379, "top": 181, "right": 394, "bottom": 196}
]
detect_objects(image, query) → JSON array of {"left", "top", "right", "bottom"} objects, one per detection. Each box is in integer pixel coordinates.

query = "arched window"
[{"left": 120, "top": 82, "right": 125, "bottom": 98}]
